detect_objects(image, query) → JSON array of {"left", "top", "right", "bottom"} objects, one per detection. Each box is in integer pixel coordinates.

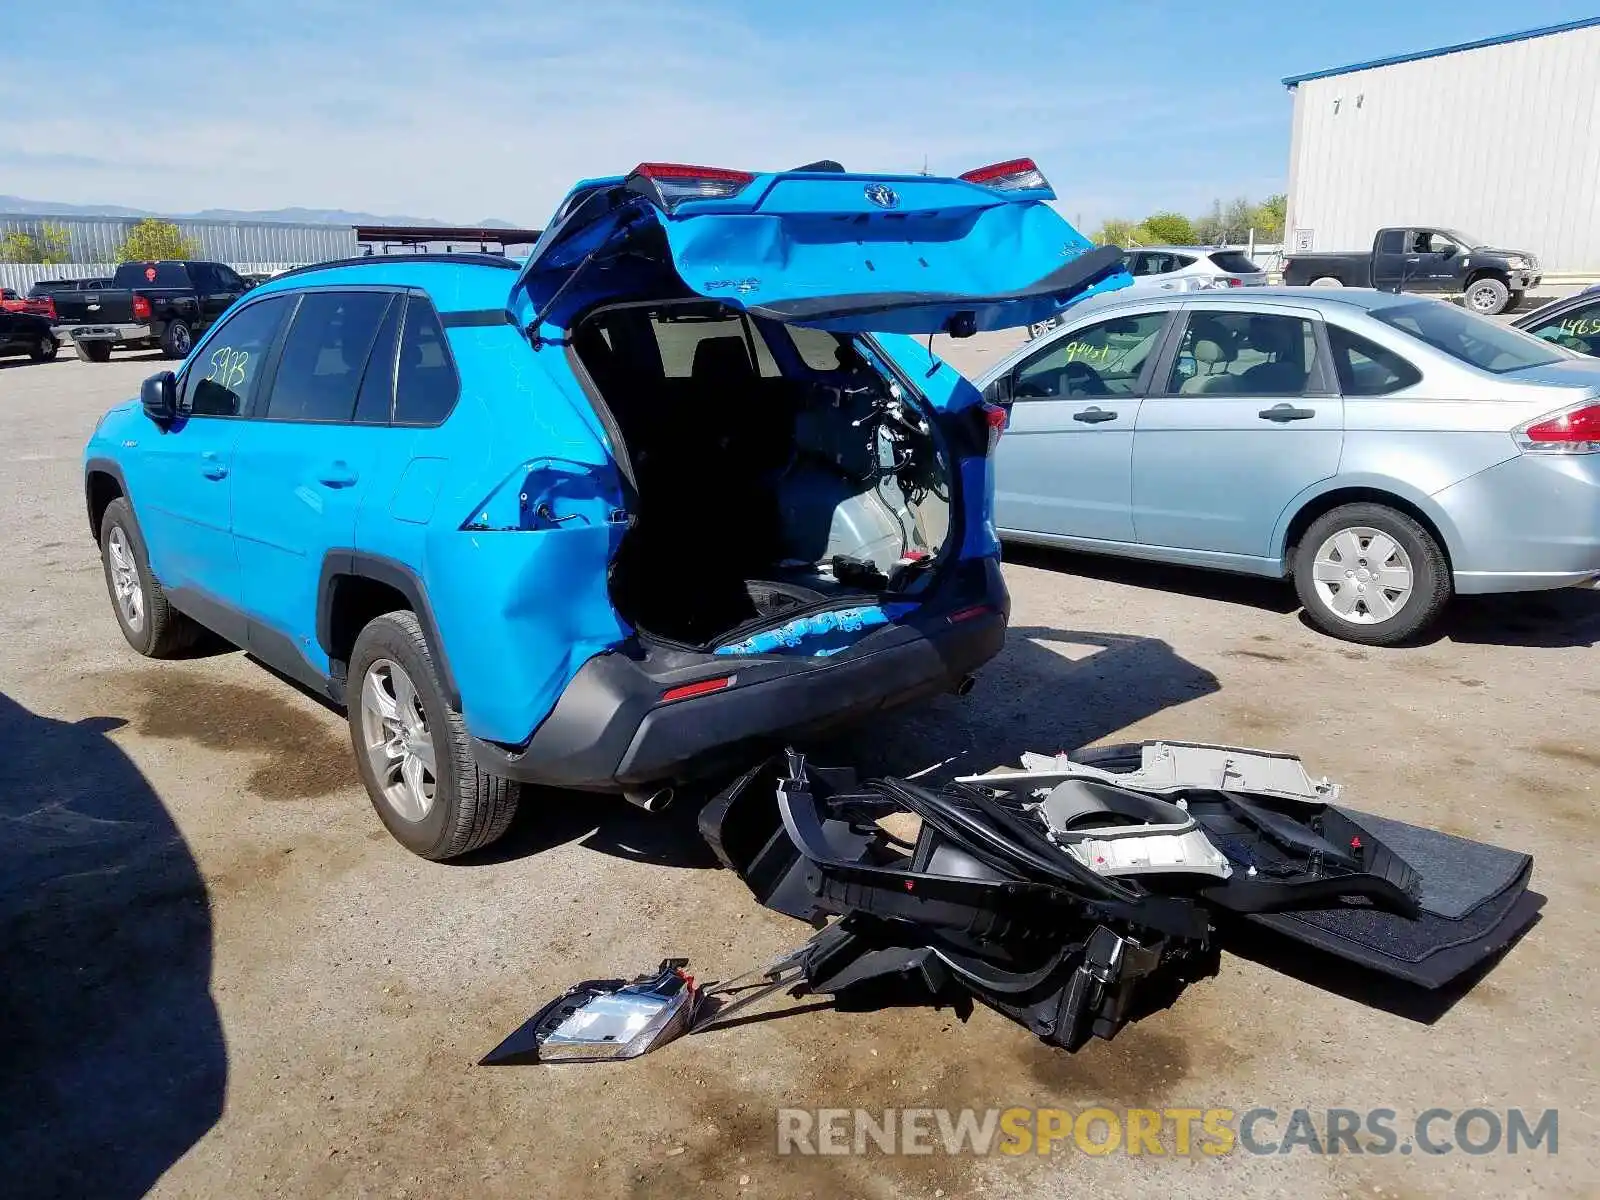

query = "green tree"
[
  {"left": 0, "top": 223, "right": 72, "bottom": 264},
  {"left": 1252, "top": 193, "right": 1287, "bottom": 242},
  {"left": 1141, "top": 211, "right": 1195, "bottom": 245},
  {"left": 117, "top": 218, "right": 200, "bottom": 262},
  {"left": 1192, "top": 200, "right": 1224, "bottom": 245}
]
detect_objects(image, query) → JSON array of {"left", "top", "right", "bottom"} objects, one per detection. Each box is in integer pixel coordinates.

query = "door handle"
[
  {"left": 200, "top": 451, "right": 228, "bottom": 480},
  {"left": 317, "top": 461, "right": 359, "bottom": 488},
  {"left": 1072, "top": 407, "right": 1118, "bottom": 424},
  {"left": 1258, "top": 404, "right": 1316, "bottom": 422}
]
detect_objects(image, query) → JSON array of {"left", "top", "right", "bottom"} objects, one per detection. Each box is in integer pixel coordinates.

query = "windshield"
[
  {"left": 1374, "top": 301, "right": 1566, "bottom": 374},
  {"left": 1442, "top": 230, "right": 1482, "bottom": 249}
]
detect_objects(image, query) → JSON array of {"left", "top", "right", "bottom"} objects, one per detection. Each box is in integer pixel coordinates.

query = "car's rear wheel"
[
  {"left": 1465, "top": 276, "right": 1510, "bottom": 315},
  {"left": 160, "top": 320, "right": 193, "bottom": 359},
  {"left": 348, "top": 611, "right": 520, "bottom": 860},
  {"left": 1293, "top": 503, "right": 1451, "bottom": 646},
  {"left": 30, "top": 333, "right": 58, "bottom": 361},
  {"left": 99, "top": 497, "right": 204, "bottom": 657},
  {"left": 81, "top": 340, "right": 112, "bottom": 363}
]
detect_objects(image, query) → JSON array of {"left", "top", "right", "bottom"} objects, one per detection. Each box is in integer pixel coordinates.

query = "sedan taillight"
[{"left": 1515, "top": 402, "right": 1600, "bottom": 454}]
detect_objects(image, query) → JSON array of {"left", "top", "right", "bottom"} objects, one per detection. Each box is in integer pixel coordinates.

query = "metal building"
[
  {"left": 1283, "top": 18, "right": 1600, "bottom": 276},
  {"left": 0, "top": 212, "right": 357, "bottom": 269}
]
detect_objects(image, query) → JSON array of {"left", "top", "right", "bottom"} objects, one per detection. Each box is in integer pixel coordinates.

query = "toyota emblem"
[{"left": 864, "top": 183, "right": 900, "bottom": 210}]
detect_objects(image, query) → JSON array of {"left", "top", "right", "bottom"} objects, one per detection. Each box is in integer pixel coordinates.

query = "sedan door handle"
[
  {"left": 317, "top": 461, "right": 359, "bottom": 488},
  {"left": 1258, "top": 404, "right": 1317, "bottom": 422},
  {"left": 1072, "top": 406, "right": 1118, "bottom": 424},
  {"left": 200, "top": 451, "right": 228, "bottom": 480}
]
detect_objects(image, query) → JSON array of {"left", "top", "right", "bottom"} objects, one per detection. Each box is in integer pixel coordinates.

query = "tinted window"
[
  {"left": 393, "top": 297, "right": 460, "bottom": 425},
  {"left": 216, "top": 266, "right": 246, "bottom": 291},
  {"left": 783, "top": 324, "right": 849, "bottom": 372},
  {"left": 1376, "top": 230, "right": 1406, "bottom": 254},
  {"left": 1522, "top": 300, "right": 1600, "bottom": 358},
  {"left": 264, "top": 291, "right": 395, "bottom": 422},
  {"left": 353, "top": 295, "right": 403, "bottom": 423},
  {"left": 114, "top": 261, "right": 191, "bottom": 288},
  {"left": 1013, "top": 311, "right": 1169, "bottom": 399},
  {"left": 1326, "top": 325, "right": 1422, "bottom": 395},
  {"left": 183, "top": 295, "right": 292, "bottom": 417},
  {"left": 1208, "top": 251, "right": 1259, "bottom": 274},
  {"left": 650, "top": 309, "right": 780, "bottom": 378},
  {"left": 187, "top": 263, "right": 217, "bottom": 292},
  {"left": 1373, "top": 301, "right": 1564, "bottom": 374},
  {"left": 1165, "top": 311, "right": 1323, "bottom": 396}
]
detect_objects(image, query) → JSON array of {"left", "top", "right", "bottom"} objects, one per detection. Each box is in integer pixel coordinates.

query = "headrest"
[{"left": 691, "top": 335, "right": 755, "bottom": 381}]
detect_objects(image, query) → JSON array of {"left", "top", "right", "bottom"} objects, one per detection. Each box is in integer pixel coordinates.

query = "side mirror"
[
  {"left": 985, "top": 373, "right": 1013, "bottom": 404},
  {"left": 1437, "top": 243, "right": 1457, "bottom": 257},
  {"left": 141, "top": 371, "right": 178, "bottom": 424}
]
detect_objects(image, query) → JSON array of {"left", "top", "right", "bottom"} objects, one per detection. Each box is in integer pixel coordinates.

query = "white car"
[{"left": 1027, "top": 247, "right": 1267, "bottom": 338}]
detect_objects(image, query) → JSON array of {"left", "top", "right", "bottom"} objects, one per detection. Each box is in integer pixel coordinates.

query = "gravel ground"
[{"left": 2, "top": 344, "right": 1595, "bottom": 1199}]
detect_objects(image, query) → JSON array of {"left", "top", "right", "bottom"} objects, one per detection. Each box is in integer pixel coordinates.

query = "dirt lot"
[{"left": 2, "top": 343, "right": 1595, "bottom": 1199}]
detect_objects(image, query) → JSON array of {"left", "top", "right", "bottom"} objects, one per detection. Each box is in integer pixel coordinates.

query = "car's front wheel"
[
  {"left": 1293, "top": 504, "right": 1451, "bottom": 645},
  {"left": 1465, "top": 276, "right": 1510, "bottom": 315},
  {"left": 348, "top": 611, "right": 520, "bottom": 860}
]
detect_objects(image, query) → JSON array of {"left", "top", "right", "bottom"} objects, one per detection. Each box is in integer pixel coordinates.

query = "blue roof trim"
[{"left": 1282, "top": 16, "right": 1600, "bottom": 86}]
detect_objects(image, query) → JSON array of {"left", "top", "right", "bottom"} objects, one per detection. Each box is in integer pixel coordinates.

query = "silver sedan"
[{"left": 978, "top": 288, "right": 1600, "bottom": 645}]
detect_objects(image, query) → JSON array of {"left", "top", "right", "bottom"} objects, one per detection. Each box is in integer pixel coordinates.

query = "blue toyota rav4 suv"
[{"left": 83, "top": 158, "right": 1128, "bottom": 859}]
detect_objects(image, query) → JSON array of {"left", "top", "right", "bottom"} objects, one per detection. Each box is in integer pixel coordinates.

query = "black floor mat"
[{"left": 1247, "top": 808, "right": 1539, "bottom": 988}]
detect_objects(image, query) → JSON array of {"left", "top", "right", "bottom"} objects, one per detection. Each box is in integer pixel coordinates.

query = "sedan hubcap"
[
  {"left": 1310, "top": 527, "right": 1414, "bottom": 625},
  {"left": 360, "top": 659, "right": 438, "bottom": 822},
  {"left": 107, "top": 526, "right": 144, "bottom": 631}
]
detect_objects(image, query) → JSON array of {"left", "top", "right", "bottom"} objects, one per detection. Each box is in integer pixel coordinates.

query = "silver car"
[
  {"left": 1026, "top": 248, "right": 1266, "bottom": 340},
  {"left": 980, "top": 288, "right": 1600, "bottom": 645}
]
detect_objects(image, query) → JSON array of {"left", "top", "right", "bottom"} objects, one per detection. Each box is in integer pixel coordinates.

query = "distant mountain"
[{"left": 0, "top": 196, "right": 523, "bottom": 227}]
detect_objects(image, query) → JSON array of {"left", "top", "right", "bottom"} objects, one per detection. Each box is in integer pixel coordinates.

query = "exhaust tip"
[
  {"left": 624, "top": 786, "right": 676, "bottom": 813},
  {"left": 954, "top": 674, "right": 977, "bottom": 697}
]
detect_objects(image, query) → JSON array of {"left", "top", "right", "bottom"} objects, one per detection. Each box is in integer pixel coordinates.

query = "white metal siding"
[
  {"left": 0, "top": 214, "right": 358, "bottom": 267},
  {"left": 1286, "top": 25, "right": 1600, "bottom": 274}
]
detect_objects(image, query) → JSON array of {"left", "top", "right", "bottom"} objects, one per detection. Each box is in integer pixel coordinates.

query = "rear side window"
[
  {"left": 1326, "top": 324, "right": 1422, "bottom": 395},
  {"left": 183, "top": 295, "right": 293, "bottom": 417},
  {"left": 1373, "top": 301, "right": 1563, "bottom": 374},
  {"left": 1376, "top": 230, "right": 1406, "bottom": 254},
  {"left": 1164, "top": 311, "right": 1324, "bottom": 396},
  {"left": 393, "top": 297, "right": 460, "bottom": 425},
  {"left": 353, "top": 296, "right": 404, "bottom": 423},
  {"left": 114, "top": 261, "right": 191, "bottom": 288},
  {"left": 1522, "top": 300, "right": 1600, "bottom": 358},
  {"left": 1208, "top": 251, "right": 1259, "bottom": 274},
  {"left": 263, "top": 291, "right": 395, "bottom": 422}
]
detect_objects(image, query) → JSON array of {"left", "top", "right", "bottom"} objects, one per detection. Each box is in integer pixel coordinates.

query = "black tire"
[
  {"left": 1503, "top": 290, "right": 1525, "bottom": 314},
  {"left": 82, "top": 340, "right": 113, "bottom": 363},
  {"left": 160, "top": 320, "right": 193, "bottom": 359},
  {"left": 1465, "top": 276, "right": 1510, "bottom": 316},
  {"left": 29, "top": 333, "right": 58, "bottom": 362},
  {"left": 347, "top": 611, "right": 520, "bottom": 860},
  {"left": 98, "top": 497, "right": 204, "bottom": 657},
  {"left": 1293, "top": 503, "right": 1451, "bottom": 646}
]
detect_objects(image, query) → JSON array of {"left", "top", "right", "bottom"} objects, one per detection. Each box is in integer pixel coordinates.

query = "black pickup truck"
[
  {"left": 1282, "top": 227, "right": 1541, "bottom": 316},
  {"left": 51, "top": 260, "right": 253, "bottom": 361}
]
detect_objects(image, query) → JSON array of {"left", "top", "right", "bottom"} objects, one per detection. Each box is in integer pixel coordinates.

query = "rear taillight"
[
  {"left": 983, "top": 401, "right": 1008, "bottom": 453},
  {"left": 131, "top": 294, "right": 152, "bottom": 320},
  {"left": 958, "top": 157, "right": 1050, "bottom": 192},
  {"left": 41, "top": 299, "right": 56, "bottom": 320},
  {"left": 1515, "top": 402, "right": 1600, "bottom": 454},
  {"left": 1224, "top": 277, "right": 1242, "bottom": 288},
  {"left": 629, "top": 162, "right": 755, "bottom": 209}
]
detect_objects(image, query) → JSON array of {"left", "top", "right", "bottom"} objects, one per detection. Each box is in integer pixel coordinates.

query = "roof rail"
[{"left": 268, "top": 253, "right": 521, "bottom": 283}]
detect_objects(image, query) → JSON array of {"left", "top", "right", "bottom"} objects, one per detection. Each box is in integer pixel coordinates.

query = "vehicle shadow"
[
  {"left": 1432, "top": 589, "right": 1600, "bottom": 648},
  {"left": 469, "top": 623, "right": 1221, "bottom": 867},
  {"left": 0, "top": 692, "right": 225, "bottom": 1198},
  {"left": 1002, "top": 540, "right": 1301, "bottom": 615}
]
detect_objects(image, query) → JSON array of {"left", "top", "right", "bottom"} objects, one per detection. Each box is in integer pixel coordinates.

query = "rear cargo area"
[{"left": 571, "top": 300, "right": 953, "bottom": 649}]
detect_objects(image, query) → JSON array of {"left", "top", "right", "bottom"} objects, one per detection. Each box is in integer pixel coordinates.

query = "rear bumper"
[
  {"left": 473, "top": 560, "right": 1009, "bottom": 790},
  {"left": 1434, "top": 453, "right": 1600, "bottom": 594},
  {"left": 63, "top": 323, "right": 151, "bottom": 345}
]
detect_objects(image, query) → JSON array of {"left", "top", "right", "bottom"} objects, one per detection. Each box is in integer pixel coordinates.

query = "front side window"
[
  {"left": 182, "top": 295, "right": 293, "bottom": 417},
  {"left": 1326, "top": 324, "right": 1422, "bottom": 395},
  {"left": 1012, "top": 311, "right": 1169, "bottom": 399},
  {"left": 1164, "top": 310, "right": 1322, "bottom": 396},
  {"left": 263, "top": 290, "right": 395, "bottom": 422},
  {"left": 1523, "top": 301, "right": 1600, "bottom": 358},
  {"left": 1373, "top": 301, "right": 1565, "bottom": 374},
  {"left": 393, "top": 296, "right": 461, "bottom": 425}
]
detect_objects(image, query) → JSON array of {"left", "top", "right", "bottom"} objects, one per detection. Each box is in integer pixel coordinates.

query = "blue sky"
[{"left": 1, "top": 0, "right": 1594, "bottom": 231}]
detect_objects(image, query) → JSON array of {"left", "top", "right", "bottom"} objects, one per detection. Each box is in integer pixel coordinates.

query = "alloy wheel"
[
  {"left": 1309, "top": 526, "right": 1414, "bottom": 625},
  {"left": 360, "top": 659, "right": 439, "bottom": 822},
  {"left": 107, "top": 525, "right": 145, "bottom": 632}
]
